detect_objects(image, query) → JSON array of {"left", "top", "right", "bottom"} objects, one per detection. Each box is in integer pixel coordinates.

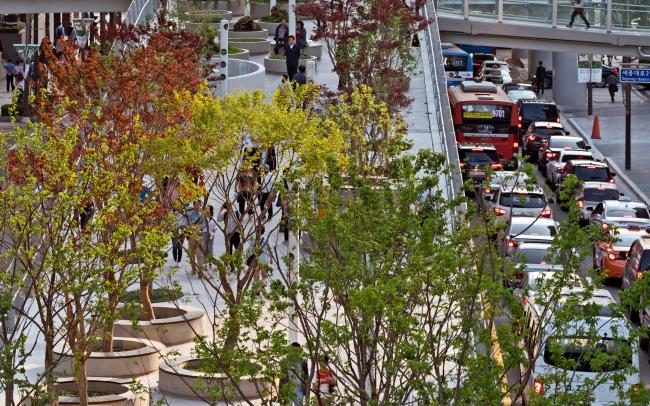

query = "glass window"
[
  {"left": 458, "top": 149, "right": 500, "bottom": 164},
  {"left": 444, "top": 55, "right": 468, "bottom": 72},
  {"left": 606, "top": 207, "right": 650, "bottom": 219},
  {"left": 544, "top": 337, "right": 632, "bottom": 372},
  {"left": 533, "top": 128, "right": 566, "bottom": 136},
  {"left": 510, "top": 222, "right": 557, "bottom": 237},
  {"left": 521, "top": 104, "right": 559, "bottom": 121},
  {"left": 499, "top": 193, "right": 546, "bottom": 208},
  {"left": 514, "top": 248, "right": 554, "bottom": 264},
  {"left": 573, "top": 166, "right": 609, "bottom": 181},
  {"left": 584, "top": 188, "right": 619, "bottom": 202},
  {"left": 550, "top": 138, "right": 587, "bottom": 149}
]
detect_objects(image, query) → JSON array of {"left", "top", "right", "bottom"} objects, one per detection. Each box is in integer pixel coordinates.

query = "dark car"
[
  {"left": 517, "top": 100, "right": 560, "bottom": 142},
  {"left": 536, "top": 135, "right": 590, "bottom": 176},
  {"left": 457, "top": 143, "right": 501, "bottom": 183},
  {"left": 472, "top": 53, "right": 496, "bottom": 77},
  {"left": 522, "top": 122, "right": 568, "bottom": 161},
  {"left": 559, "top": 160, "right": 616, "bottom": 188},
  {"left": 622, "top": 238, "right": 650, "bottom": 327}
]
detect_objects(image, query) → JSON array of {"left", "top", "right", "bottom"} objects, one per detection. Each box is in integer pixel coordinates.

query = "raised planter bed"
[
  {"left": 269, "top": 40, "right": 322, "bottom": 59},
  {"left": 230, "top": 28, "right": 269, "bottom": 38},
  {"left": 113, "top": 303, "right": 207, "bottom": 346},
  {"left": 159, "top": 356, "right": 271, "bottom": 400},
  {"left": 50, "top": 377, "right": 149, "bottom": 406},
  {"left": 255, "top": 20, "right": 279, "bottom": 35},
  {"left": 229, "top": 38, "right": 270, "bottom": 54},
  {"left": 263, "top": 54, "right": 316, "bottom": 74},
  {"left": 53, "top": 337, "right": 165, "bottom": 378},
  {"left": 184, "top": 10, "right": 233, "bottom": 33}
]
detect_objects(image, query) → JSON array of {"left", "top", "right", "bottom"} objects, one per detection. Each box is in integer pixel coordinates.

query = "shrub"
[
  {"left": 260, "top": 6, "right": 288, "bottom": 22},
  {"left": 233, "top": 16, "right": 261, "bottom": 31},
  {"left": 0, "top": 22, "right": 26, "bottom": 33}
]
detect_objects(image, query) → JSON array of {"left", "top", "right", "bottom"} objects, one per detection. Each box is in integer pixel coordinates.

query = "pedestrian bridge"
[{"left": 436, "top": 0, "right": 650, "bottom": 56}]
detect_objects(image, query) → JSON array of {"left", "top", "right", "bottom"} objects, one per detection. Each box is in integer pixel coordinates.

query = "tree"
[{"left": 297, "top": 0, "right": 428, "bottom": 110}]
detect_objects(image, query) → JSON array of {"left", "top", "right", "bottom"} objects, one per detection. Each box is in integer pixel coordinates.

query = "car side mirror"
[
  {"left": 611, "top": 172, "right": 616, "bottom": 177},
  {"left": 565, "top": 131, "right": 571, "bottom": 135},
  {"left": 484, "top": 195, "right": 492, "bottom": 201},
  {"left": 620, "top": 192, "right": 625, "bottom": 196}
]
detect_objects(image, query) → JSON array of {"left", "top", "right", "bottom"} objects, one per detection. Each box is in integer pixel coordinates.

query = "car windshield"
[
  {"left": 534, "top": 128, "right": 565, "bottom": 136},
  {"left": 511, "top": 222, "right": 557, "bottom": 237},
  {"left": 499, "top": 193, "right": 546, "bottom": 208},
  {"left": 561, "top": 154, "right": 591, "bottom": 163},
  {"left": 459, "top": 150, "right": 499, "bottom": 164},
  {"left": 573, "top": 166, "right": 609, "bottom": 181},
  {"left": 514, "top": 248, "right": 554, "bottom": 264},
  {"left": 584, "top": 188, "right": 619, "bottom": 202},
  {"left": 613, "top": 234, "right": 643, "bottom": 247},
  {"left": 606, "top": 207, "right": 650, "bottom": 219},
  {"left": 544, "top": 336, "right": 632, "bottom": 372},
  {"left": 521, "top": 104, "right": 559, "bottom": 121},
  {"left": 550, "top": 138, "right": 586, "bottom": 149}
]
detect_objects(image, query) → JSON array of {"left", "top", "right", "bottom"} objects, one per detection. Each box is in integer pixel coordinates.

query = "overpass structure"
[{"left": 436, "top": 0, "right": 650, "bottom": 107}]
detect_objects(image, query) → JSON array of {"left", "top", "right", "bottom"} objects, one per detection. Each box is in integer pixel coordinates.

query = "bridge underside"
[
  {"left": 0, "top": 0, "right": 131, "bottom": 13},
  {"left": 438, "top": 16, "right": 650, "bottom": 56}
]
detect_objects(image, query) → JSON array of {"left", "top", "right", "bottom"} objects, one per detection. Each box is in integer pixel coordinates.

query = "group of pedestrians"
[
  {"left": 281, "top": 343, "right": 338, "bottom": 405},
  {"left": 274, "top": 19, "right": 309, "bottom": 82},
  {"left": 3, "top": 59, "right": 24, "bottom": 93}
]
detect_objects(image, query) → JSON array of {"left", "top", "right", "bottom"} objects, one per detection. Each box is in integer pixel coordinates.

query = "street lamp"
[
  {"left": 72, "top": 17, "right": 96, "bottom": 48},
  {"left": 13, "top": 43, "right": 39, "bottom": 116}
]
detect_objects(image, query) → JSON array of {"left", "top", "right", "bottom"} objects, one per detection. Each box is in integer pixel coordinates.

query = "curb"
[{"left": 566, "top": 116, "right": 650, "bottom": 207}]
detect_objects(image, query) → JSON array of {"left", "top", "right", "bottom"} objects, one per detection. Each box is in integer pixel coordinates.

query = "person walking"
[
  {"left": 259, "top": 165, "right": 274, "bottom": 219},
  {"left": 312, "top": 355, "right": 337, "bottom": 404},
  {"left": 13, "top": 61, "right": 24, "bottom": 87},
  {"left": 534, "top": 61, "right": 546, "bottom": 95},
  {"left": 236, "top": 167, "right": 257, "bottom": 216},
  {"left": 296, "top": 20, "right": 308, "bottom": 50},
  {"left": 171, "top": 209, "right": 188, "bottom": 267},
  {"left": 187, "top": 202, "right": 206, "bottom": 276},
  {"left": 204, "top": 205, "right": 219, "bottom": 269},
  {"left": 293, "top": 65, "right": 307, "bottom": 87},
  {"left": 277, "top": 171, "right": 291, "bottom": 244},
  {"left": 218, "top": 202, "right": 241, "bottom": 255},
  {"left": 567, "top": 0, "right": 590, "bottom": 29},
  {"left": 4, "top": 59, "right": 15, "bottom": 92},
  {"left": 607, "top": 73, "right": 619, "bottom": 103},
  {"left": 285, "top": 36, "right": 301, "bottom": 82},
  {"left": 280, "top": 342, "right": 308, "bottom": 406},
  {"left": 274, "top": 18, "right": 289, "bottom": 55}
]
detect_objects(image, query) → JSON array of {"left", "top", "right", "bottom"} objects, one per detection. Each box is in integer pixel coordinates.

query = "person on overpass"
[
  {"left": 567, "top": 0, "right": 590, "bottom": 29},
  {"left": 535, "top": 61, "right": 546, "bottom": 95}
]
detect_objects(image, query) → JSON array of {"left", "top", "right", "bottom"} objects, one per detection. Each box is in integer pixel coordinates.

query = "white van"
[{"left": 522, "top": 288, "right": 640, "bottom": 404}]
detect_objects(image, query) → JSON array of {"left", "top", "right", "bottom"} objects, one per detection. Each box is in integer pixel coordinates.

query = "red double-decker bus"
[{"left": 448, "top": 81, "right": 519, "bottom": 168}]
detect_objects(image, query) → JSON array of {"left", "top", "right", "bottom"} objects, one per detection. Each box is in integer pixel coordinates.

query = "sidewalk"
[{"left": 561, "top": 86, "right": 650, "bottom": 206}]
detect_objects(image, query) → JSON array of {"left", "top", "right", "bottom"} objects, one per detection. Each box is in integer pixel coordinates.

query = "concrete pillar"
[
  {"left": 511, "top": 49, "right": 528, "bottom": 61},
  {"left": 49, "top": 13, "right": 55, "bottom": 41},
  {"left": 38, "top": 13, "right": 46, "bottom": 43},
  {"left": 552, "top": 51, "right": 586, "bottom": 108},
  {"left": 528, "top": 50, "right": 552, "bottom": 79}
]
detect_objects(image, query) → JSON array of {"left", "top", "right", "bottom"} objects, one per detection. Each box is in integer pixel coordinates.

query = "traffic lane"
[{"left": 530, "top": 162, "right": 650, "bottom": 385}]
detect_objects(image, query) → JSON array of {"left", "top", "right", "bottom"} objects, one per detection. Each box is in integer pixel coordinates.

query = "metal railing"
[
  {"left": 436, "top": 0, "right": 650, "bottom": 34},
  {"left": 423, "top": 0, "right": 463, "bottom": 218}
]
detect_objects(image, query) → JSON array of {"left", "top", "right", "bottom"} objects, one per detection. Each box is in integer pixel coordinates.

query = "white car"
[
  {"left": 523, "top": 288, "right": 640, "bottom": 404},
  {"left": 479, "top": 68, "right": 512, "bottom": 85},
  {"left": 499, "top": 216, "right": 558, "bottom": 257},
  {"left": 481, "top": 60, "right": 510, "bottom": 72},
  {"left": 505, "top": 242, "right": 563, "bottom": 288},
  {"left": 545, "top": 149, "right": 594, "bottom": 188},
  {"left": 478, "top": 171, "right": 531, "bottom": 203},
  {"left": 507, "top": 89, "right": 537, "bottom": 103},
  {"left": 589, "top": 199, "right": 650, "bottom": 230},
  {"left": 485, "top": 184, "right": 553, "bottom": 225}
]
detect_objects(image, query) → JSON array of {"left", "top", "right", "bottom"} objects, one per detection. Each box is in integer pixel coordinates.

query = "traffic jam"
[{"left": 446, "top": 69, "right": 650, "bottom": 402}]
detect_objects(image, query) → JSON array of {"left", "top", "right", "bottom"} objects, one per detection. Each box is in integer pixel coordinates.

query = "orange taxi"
[{"left": 593, "top": 226, "right": 650, "bottom": 279}]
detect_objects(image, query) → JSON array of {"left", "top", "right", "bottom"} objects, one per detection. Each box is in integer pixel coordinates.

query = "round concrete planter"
[
  {"left": 159, "top": 356, "right": 271, "bottom": 400},
  {"left": 54, "top": 337, "right": 165, "bottom": 378},
  {"left": 255, "top": 20, "right": 279, "bottom": 35},
  {"left": 230, "top": 48, "right": 250, "bottom": 60},
  {"left": 229, "top": 38, "right": 269, "bottom": 54},
  {"left": 264, "top": 54, "right": 316, "bottom": 74},
  {"left": 51, "top": 377, "right": 149, "bottom": 406},
  {"left": 113, "top": 303, "right": 207, "bottom": 346},
  {"left": 184, "top": 10, "right": 233, "bottom": 33},
  {"left": 229, "top": 28, "right": 268, "bottom": 38},
  {"left": 269, "top": 40, "right": 322, "bottom": 59}
]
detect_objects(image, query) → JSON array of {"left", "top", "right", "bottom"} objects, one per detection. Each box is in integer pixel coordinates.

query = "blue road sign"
[{"left": 620, "top": 68, "right": 650, "bottom": 83}]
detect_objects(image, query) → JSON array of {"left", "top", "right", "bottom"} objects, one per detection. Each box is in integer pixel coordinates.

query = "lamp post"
[{"left": 12, "top": 43, "right": 39, "bottom": 117}]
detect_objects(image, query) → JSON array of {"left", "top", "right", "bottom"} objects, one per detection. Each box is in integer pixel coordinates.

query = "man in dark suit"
[{"left": 284, "top": 35, "right": 301, "bottom": 82}]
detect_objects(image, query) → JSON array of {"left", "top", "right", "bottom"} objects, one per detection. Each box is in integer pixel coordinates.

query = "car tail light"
[
  {"left": 546, "top": 152, "right": 556, "bottom": 159},
  {"left": 638, "top": 272, "right": 644, "bottom": 280},
  {"left": 556, "top": 117, "right": 561, "bottom": 123},
  {"left": 513, "top": 142, "right": 519, "bottom": 148},
  {"left": 540, "top": 209, "right": 551, "bottom": 218},
  {"left": 609, "top": 178, "right": 616, "bottom": 184},
  {"left": 507, "top": 239, "right": 517, "bottom": 248},
  {"left": 485, "top": 188, "right": 492, "bottom": 194},
  {"left": 472, "top": 148, "right": 484, "bottom": 152},
  {"left": 494, "top": 207, "right": 506, "bottom": 216},
  {"left": 608, "top": 252, "right": 616, "bottom": 260},
  {"left": 602, "top": 223, "right": 609, "bottom": 230},
  {"left": 491, "top": 163, "right": 502, "bottom": 170},
  {"left": 534, "top": 379, "right": 544, "bottom": 395},
  {"left": 518, "top": 116, "right": 522, "bottom": 121},
  {"left": 528, "top": 135, "right": 537, "bottom": 141},
  {"left": 518, "top": 123, "right": 522, "bottom": 128},
  {"left": 460, "top": 162, "right": 465, "bottom": 168},
  {"left": 577, "top": 199, "right": 584, "bottom": 208}
]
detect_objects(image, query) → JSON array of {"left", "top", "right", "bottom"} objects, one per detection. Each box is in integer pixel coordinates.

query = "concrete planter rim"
[
  {"left": 160, "top": 356, "right": 264, "bottom": 379},
  {"left": 114, "top": 302, "right": 205, "bottom": 328},
  {"left": 55, "top": 377, "right": 145, "bottom": 405},
  {"left": 54, "top": 337, "right": 162, "bottom": 359}
]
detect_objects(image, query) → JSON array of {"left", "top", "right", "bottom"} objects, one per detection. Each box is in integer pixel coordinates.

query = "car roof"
[
  {"left": 581, "top": 181, "right": 617, "bottom": 190},
  {"left": 510, "top": 216, "right": 557, "bottom": 226},
  {"left": 603, "top": 200, "right": 647, "bottom": 210},
  {"left": 568, "top": 159, "right": 605, "bottom": 166},
  {"left": 458, "top": 142, "right": 496, "bottom": 150},
  {"left": 533, "top": 121, "right": 564, "bottom": 128}
]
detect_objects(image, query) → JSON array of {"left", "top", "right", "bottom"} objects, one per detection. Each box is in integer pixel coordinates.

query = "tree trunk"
[
  {"left": 140, "top": 278, "right": 155, "bottom": 320},
  {"left": 223, "top": 306, "right": 241, "bottom": 352},
  {"left": 5, "top": 379, "right": 14, "bottom": 406},
  {"left": 101, "top": 290, "right": 119, "bottom": 352},
  {"left": 77, "top": 358, "right": 89, "bottom": 406}
]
